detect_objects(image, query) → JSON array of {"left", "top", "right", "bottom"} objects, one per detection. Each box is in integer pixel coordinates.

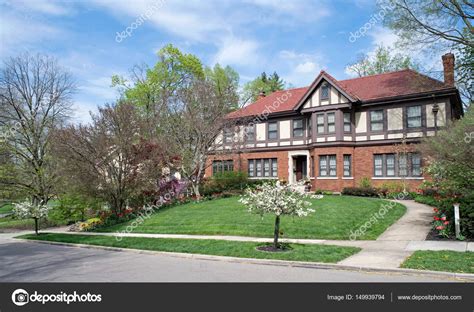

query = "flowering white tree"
[
  {"left": 13, "top": 201, "right": 51, "bottom": 235},
  {"left": 239, "top": 182, "right": 319, "bottom": 249}
]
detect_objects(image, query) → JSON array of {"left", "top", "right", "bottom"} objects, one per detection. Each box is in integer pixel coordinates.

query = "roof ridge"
[{"left": 339, "top": 69, "right": 413, "bottom": 82}]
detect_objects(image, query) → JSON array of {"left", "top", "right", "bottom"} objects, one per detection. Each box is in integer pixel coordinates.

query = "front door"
[{"left": 294, "top": 156, "right": 307, "bottom": 182}]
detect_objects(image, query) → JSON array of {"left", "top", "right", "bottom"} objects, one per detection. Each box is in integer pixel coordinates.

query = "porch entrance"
[{"left": 292, "top": 155, "right": 307, "bottom": 182}]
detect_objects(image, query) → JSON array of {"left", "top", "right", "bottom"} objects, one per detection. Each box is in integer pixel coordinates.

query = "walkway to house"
[{"left": 43, "top": 200, "right": 473, "bottom": 269}]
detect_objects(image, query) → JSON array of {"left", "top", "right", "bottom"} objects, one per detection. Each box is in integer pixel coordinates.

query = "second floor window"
[
  {"left": 245, "top": 125, "right": 255, "bottom": 142},
  {"left": 268, "top": 122, "right": 278, "bottom": 140},
  {"left": 223, "top": 128, "right": 233, "bottom": 143},
  {"left": 344, "top": 112, "right": 351, "bottom": 132},
  {"left": 370, "top": 110, "right": 384, "bottom": 132},
  {"left": 407, "top": 105, "right": 422, "bottom": 128},
  {"left": 293, "top": 119, "right": 304, "bottom": 137},
  {"left": 317, "top": 114, "right": 324, "bottom": 133},
  {"left": 327, "top": 113, "right": 336, "bottom": 133}
]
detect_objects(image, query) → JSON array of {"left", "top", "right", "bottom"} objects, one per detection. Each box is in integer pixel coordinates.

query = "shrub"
[
  {"left": 49, "top": 194, "right": 102, "bottom": 224},
  {"left": 342, "top": 187, "right": 379, "bottom": 197},
  {"left": 358, "top": 177, "right": 372, "bottom": 188},
  {"left": 415, "top": 194, "right": 474, "bottom": 239}
]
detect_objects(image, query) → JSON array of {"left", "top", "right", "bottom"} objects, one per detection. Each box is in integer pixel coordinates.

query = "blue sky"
[{"left": 1, "top": 0, "right": 441, "bottom": 123}]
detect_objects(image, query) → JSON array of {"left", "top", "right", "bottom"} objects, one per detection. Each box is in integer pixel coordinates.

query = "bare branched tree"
[
  {"left": 162, "top": 80, "right": 238, "bottom": 198},
  {"left": 0, "top": 53, "right": 76, "bottom": 204}
]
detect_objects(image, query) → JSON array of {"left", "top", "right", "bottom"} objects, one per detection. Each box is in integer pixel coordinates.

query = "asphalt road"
[{"left": 0, "top": 235, "right": 462, "bottom": 282}]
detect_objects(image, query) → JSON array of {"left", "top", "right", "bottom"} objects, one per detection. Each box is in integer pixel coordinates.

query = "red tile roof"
[
  {"left": 338, "top": 69, "right": 451, "bottom": 101},
  {"left": 227, "top": 87, "right": 308, "bottom": 119},
  {"left": 229, "top": 69, "right": 453, "bottom": 118}
]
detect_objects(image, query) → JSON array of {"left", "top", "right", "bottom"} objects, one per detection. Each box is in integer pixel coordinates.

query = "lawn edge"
[{"left": 15, "top": 236, "right": 474, "bottom": 281}]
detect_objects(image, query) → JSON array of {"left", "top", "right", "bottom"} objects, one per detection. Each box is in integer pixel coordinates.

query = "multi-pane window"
[
  {"left": 307, "top": 118, "right": 312, "bottom": 135},
  {"left": 374, "top": 155, "right": 383, "bottom": 177},
  {"left": 386, "top": 154, "right": 395, "bottom": 176},
  {"left": 320, "top": 83, "right": 329, "bottom": 100},
  {"left": 407, "top": 106, "right": 422, "bottom": 128},
  {"left": 374, "top": 153, "right": 422, "bottom": 177},
  {"left": 327, "top": 113, "right": 336, "bottom": 133},
  {"left": 293, "top": 119, "right": 304, "bottom": 137},
  {"left": 248, "top": 158, "right": 278, "bottom": 178},
  {"left": 223, "top": 128, "right": 233, "bottom": 143},
  {"left": 245, "top": 125, "right": 255, "bottom": 142},
  {"left": 319, "top": 155, "right": 337, "bottom": 177},
  {"left": 370, "top": 110, "right": 384, "bottom": 131},
  {"left": 256, "top": 159, "right": 262, "bottom": 177},
  {"left": 411, "top": 154, "right": 421, "bottom": 176},
  {"left": 268, "top": 122, "right": 278, "bottom": 140},
  {"left": 248, "top": 160, "right": 255, "bottom": 177},
  {"left": 343, "top": 155, "right": 352, "bottom": 177},
  {"left": 343, "top": 112, "right": 351, "bottom": 132},
  {"left": 317, "top": 114, "right": 325, "bottom": 133},
  {"left": 212, "top": 160, "right": 234, "bottom": 175},
  {"left": 398, "top": 154, "right": 408, "bottom": 177}
]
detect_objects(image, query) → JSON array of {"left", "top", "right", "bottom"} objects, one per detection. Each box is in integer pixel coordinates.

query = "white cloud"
[
  {"left": 0, "top": 13, "right": 63, "bottom": 57},
  {"left": 213, "top": 37, "right": 260, "bottom": 66},
  {"left": 11, "top": 0, "right": 72, "bottom": 16},
  {"left": 278, "top": 50, "right": 324, "bottom": 86},
  {"left": 70, "top": 101, "right": 97, "bottom": 124},
  {"left": 369, "top": 27, "right": 399, "bottom": 49}
]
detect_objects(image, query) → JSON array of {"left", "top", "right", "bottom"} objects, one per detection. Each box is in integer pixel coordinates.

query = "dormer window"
[{"left": 320, "top": 83, "right": 329, "bottom": 100}]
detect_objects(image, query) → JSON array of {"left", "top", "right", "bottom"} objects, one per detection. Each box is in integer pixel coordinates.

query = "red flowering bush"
[{"left": 432, "top": 208, "right": 451, "bottom": 238}]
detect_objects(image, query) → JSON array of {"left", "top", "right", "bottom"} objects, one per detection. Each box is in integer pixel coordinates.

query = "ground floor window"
[
  {"left": 248, "top": 158, "right": 278, "bottom": 178},
  {"left": 343, "top": 155, "right": 352, "bottom": 177},
  {"left": 373, "top": 153, "right": 422, "bottom": 177},
  {"left": 212, "top": 160, "right": 234, "bottom": 175},
  {"left": 319, "top": 155, "right": 336, "bottom": 177}
]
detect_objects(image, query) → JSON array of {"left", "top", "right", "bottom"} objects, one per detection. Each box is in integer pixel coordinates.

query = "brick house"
[{"left": 205, "top": 54, "right": 463, "bottom": 192}]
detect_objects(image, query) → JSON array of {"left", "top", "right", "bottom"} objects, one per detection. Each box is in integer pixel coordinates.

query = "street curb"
[{"left": 16, "top": 237, "right": 474, "bottom": 282}]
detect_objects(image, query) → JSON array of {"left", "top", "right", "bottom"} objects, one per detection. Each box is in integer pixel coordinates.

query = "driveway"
[{"left": 0, "top": 235, "right": 458, "bottom": 282}]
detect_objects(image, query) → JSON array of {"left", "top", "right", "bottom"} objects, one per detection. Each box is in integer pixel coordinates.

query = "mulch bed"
[
  {"left": 256, "top": 243, "right": 293, "bottom": 252},
  {"left": 426, "top": 228, "right": 474, "bottom": 242}
]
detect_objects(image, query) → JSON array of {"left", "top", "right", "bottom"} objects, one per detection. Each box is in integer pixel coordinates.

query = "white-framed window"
[
  {"left": 343, "top": 112, "right": 351, "bottom": 132},
  {"left": 317, "top": 114, "right": 325, "bottom": 133}
]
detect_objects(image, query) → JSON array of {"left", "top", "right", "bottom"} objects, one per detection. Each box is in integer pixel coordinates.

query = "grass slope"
[
  {"left": 99, "top": 196, "right": 406, "bottom": 240},
  {"left": 19, "top": 233, "right": 360, "bottom": 263}
]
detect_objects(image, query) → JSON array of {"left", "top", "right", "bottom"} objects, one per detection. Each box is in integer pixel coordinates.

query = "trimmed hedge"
[{"left": 342, "top": 187, "right": 379, "bottom": 197}]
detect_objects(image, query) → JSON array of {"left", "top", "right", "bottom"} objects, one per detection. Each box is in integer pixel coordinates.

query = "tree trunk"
[
  {"left": 273, "top": 215, "right": 280, "bottom": 249},
  {"left": 34, "top": 218, "right": 39, "bottom": 235},
  {"left": 192, "top": 182, "right": 201, "bottom": 201}
]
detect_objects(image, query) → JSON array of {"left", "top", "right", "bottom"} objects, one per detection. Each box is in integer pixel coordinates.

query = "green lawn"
[
  {"left": 99, "top": 195, "right": 406, "bottom": 240},
  {"left": 401, "top": 250, "right": 474, "bottom": 274},
  {"left": 0, "top": 215, "right": 66, "bottom": 232},
  {"left": 0, "top": 203, "right": 13, "bottom": 214},
  {"left": 18, "top": 233, "right": 360, "bottom": 263}
]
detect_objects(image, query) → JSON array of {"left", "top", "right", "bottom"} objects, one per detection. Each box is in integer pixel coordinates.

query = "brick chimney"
[
  {"left": 257, "top": 90, "right": 266, "bottom": 100},
  {"left": 442, "top": 53, "right": 455, "bottom": 86}
]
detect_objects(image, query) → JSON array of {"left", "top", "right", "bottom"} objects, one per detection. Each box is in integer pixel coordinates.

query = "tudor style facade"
[{"left": 205, "top": 53, "right": 463, "bottom": 192}]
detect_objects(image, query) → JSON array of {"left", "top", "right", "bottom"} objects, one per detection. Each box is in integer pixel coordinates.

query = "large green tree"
[
  {"left": 242, "top": 72, "right": 285, "bottom": 104},
  {"left": 346, "top": 45, "right": 420, "bottom": 77}
]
